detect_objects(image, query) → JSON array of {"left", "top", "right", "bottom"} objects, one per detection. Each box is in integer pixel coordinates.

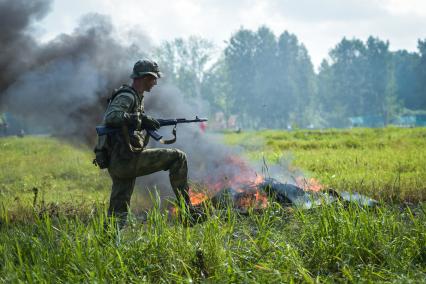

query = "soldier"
[{"left": 99, "top": 59, "right": 192, "bottom": 227}]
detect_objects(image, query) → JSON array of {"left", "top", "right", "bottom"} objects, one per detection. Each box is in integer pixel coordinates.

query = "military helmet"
[{"left": 130, "top": 59, "right": 162, "bottom": 79}]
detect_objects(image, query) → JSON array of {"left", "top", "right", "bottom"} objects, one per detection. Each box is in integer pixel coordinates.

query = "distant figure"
[
  {"left": 0, "top": 124, "right": 6, "bottom": 137},
  {"left": 227, "top": 115, "right": 237, "bottom": 129},
  {"left": 199, "top": 121, "right": 207, "bottom": 133},
  {"left": 94, "top": 59, "right": 193, "bottom": 227},
  {"left": 0, "top": 114, "right": 7, "bottom": 136},
  {"left": 17, "top": 129, "right": 25, "bottom": 138}
]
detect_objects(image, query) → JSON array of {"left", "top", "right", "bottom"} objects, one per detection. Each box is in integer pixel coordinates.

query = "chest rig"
[
  {"left": 93, "top": 85, "right": 145, "bottom": 168},
  {"left": 111, "top": 85, "right": 147, "bottom": 153}
]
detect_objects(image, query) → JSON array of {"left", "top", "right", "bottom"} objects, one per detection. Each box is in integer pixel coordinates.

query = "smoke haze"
[{"left": 0, "top": 0, "right": 294, "bottom": 204}]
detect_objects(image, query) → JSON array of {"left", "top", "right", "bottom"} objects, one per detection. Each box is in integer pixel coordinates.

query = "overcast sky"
[{"left": 37, "top": 0, "right": 426, "bottom": 68}]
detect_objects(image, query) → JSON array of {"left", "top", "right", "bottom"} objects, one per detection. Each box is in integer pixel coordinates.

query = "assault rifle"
[{"left": 96, "top": 116, "right": 208, "bottom": 141}]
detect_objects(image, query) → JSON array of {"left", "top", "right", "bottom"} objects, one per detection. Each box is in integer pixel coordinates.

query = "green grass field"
[
  {"left": 0, "top": 136, "right": 110, "bottom": 221},
  {"left": 1, "top": 128, "right": 425, "bottom": 282}
]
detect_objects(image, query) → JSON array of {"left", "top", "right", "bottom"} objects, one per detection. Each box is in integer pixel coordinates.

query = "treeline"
[{"left": 155, "top": 27, "right": 426, "bottom": 128}]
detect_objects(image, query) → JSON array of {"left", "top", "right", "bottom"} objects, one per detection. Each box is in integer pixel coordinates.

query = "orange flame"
[
  {"left": 233, "top": 189, "right": 269, "bottom": 209},
  {"left": 189, "top": 189, "right": 208, "bottom": 206},
  {"left": 198, "top": 155, "right": 270, "bottom": 209},
  {"left": 188, "top": 156, "right": 325, "bottom": 211},
  {"left": 295, "top": 177, "right": 324, "bottom": 192},
  {"left": 204, "top": 155, "right": 262, "bottom": 191}
]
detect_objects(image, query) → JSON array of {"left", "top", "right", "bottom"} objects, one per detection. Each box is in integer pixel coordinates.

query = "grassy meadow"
[{"left": 0, "top": 128, "right": 425, "bottom": 283}]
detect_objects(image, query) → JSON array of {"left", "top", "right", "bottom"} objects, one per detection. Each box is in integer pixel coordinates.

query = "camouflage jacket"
[{"left": 103, "top": 85, "right": 149, "bottom": 159}]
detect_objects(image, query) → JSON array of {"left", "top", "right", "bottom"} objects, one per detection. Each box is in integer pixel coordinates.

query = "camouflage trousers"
[{"left": 107, "top": 148, "right": 190, "bottom": 223}]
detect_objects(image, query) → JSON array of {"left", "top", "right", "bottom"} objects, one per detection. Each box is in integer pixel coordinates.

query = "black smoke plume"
[
  {"left": 1, "top": 0, "right": 149, "bottom": 141},
  {"left": 0, "top": 0, "right": 51, "bottom": 95}
]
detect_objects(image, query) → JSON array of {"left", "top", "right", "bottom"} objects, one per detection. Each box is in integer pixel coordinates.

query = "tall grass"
[
  {"left": 1, "top": 200, "right": 425, "bottom": 282},
  {"left": 1, "top": 129, "right": 425, "bottom": 282}
]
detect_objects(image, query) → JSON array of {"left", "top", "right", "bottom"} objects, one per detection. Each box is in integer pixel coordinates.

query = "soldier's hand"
[
  {"left": 123, "top": 112, "right": 142, "bottom": 129},
  {"left": 141, "top": 114, "right": 160, "bottom": 130}
]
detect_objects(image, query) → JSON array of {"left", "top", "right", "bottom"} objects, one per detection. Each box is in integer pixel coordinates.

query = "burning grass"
[{"left": 225, "top": 127, "right": 426, "bottom": 202}]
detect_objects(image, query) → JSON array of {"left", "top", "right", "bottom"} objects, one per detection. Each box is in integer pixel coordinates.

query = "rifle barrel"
[
  {"left": 158, "top": 118, "right": 208, "bottom": 126},
  {"left": 96, "top": 117, "right": 208, "bottom": 136}
]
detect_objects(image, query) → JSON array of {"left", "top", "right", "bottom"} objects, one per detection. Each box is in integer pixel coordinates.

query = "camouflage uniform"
[{"left": 103, "top": 84, "right": 190, "bottom": 224}]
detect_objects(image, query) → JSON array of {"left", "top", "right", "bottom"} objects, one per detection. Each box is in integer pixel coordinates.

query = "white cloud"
[
  {"left": 37, "top": 0, "right": 426, "bottom": 68},
  {"left": 385, "top": 0, "right": 426, "bottom": 16},
  {"left": 267, "top": 0, "right": 386, "bottom": 22}
]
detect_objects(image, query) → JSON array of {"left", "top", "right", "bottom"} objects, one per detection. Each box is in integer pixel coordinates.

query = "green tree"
[
  {"left": 392, "top": 50, "right": 420, "bottom": 110},
  {"left": 318, "top": 36, "right": 408, "bottom": 126},
  {"left": 292, "top": 43, "right": 316, "bottom": 127},
  {"left": 329, "top": 37, "right": 367, "bottom": 119},
  {"left": 416, "top": 39, "right": 426, "bottom": 109},
  {"left": 275, "top": 31, "right": 298, "bottom": 127},
  {"left": 224, "top": 28, "right": 257, "bottom": 128},
  {"left": 222, "top": 28, "right": 317, "bottom": 129},
  {"left": 252, "top": 26, "right": 279, "bottom": 128},
  {"left": 275, "top": 31, "right": 316, "bottom": 128},
  {"left": 201, "top": 56, "right": 231, "bottom": 115},
  {"left": 155, "top": 36, "right": 214, "bottom": 100},
  {"left": 364, "top": 37, "right": 395, "bottom": 121}
]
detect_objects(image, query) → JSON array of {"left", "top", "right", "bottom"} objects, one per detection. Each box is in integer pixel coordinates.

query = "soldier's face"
[
  {"left": 133, "top": 76, "right": 157, "bottom": 93},
  {"left": 144, "top": 76, "right": 157, "bottom": 92}
]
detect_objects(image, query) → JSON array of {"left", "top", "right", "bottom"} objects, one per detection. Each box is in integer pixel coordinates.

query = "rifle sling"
[{"left": 159, "top": 125, "right": 177, "bottom": 145}]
